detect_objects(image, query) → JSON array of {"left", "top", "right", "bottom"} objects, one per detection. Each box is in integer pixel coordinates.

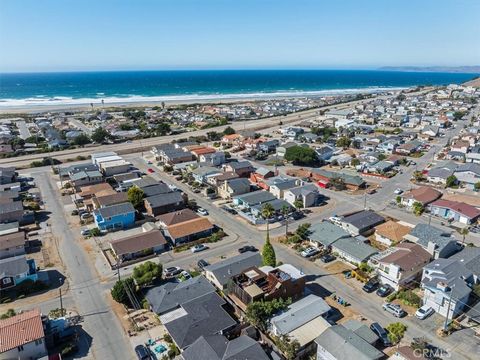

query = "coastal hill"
[
  {"left": 379, "top": 66, "right": 480, "bottom": 73},
  {"left": 463, "top": 76, "right": 480, "bottom": 88}
]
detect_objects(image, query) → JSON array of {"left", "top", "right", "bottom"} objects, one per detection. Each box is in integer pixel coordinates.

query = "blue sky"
[{"left": 0, "top": 0, "right": 479, "bottom": 72}]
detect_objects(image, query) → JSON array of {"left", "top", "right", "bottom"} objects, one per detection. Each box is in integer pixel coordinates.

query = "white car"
[
  {"left": 191, "top": 244, "right": 208, "bottom": 253},
  {"left": 197, "top": 208, "right": 209, "bottom": 216},
  {"left": 180, "top": 271, "right": 191, "bottom": 281},
  {"left": 394, "top": 188, "right": 403, "bottom": 195},
  {"left": 301, "top": 247, "right": 320, "bottom": 258},
  {"left": 415, "top": 305, "right": 434, "bottom": 320}
]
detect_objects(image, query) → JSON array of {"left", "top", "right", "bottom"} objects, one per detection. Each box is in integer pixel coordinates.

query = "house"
[
  {"left": 331, "top": 237, "right": 378, "bottom": 264},
  {"left": 449, "top": 247, "right": 480, "bottom": 283},
  {"left": 0, "top": 222, "right": 19, "bottom": 236},
  {"left": 370, "top": 243, "right": 432, "bottom": 290},
  {"left": 421, "top": 258, "right": 474, "bottom": 318},
  {"left": 421, "top": 125, "right": 439, "bottom": 138},
  {"left": 99, "top": 159, "right": 131, "bottom": 177},
  {"left": 91, "top": 151, "right": 118, "bottom": 164},
  {"left": 78, "top": 183, "right": 115, "bottom": 200},
  {"left": 144, "top": 192, "right": 185, "bottom": 217},
  {"left": 0, "top": 167, "right": 16, "bottom": 184},
  {"left": 400, "top": 186, "right": 442, "bottom": 208},
  {"left": 92, "top": 192, "right": 128, "bottom": 209},
  {"left": 204, "top": 252, "right": 262, "bottom": 290},
  {"left": 283, "top": 184, "right": 319, "bottom": 208},
  {"left": 454, "top": 163, "right": 480, "bottom": 189},
  {"left": 374, "top": 221, "right": 412, "bottom": 246},
  {"left": 396, "top": 140, "right": 422, "bottom": 155},
  {"left": 0, "top": 256, "right": 37, "bottom": 290},
  {"left": 270, "top": 295, "right": 331, "bottom": 353},
  {"left": 160, "top": 149, "right": 195, "bottom": 165},
  {"left": 249, "top": 167, "right": 275, "bottom": 185},
  {"left": 0, "top": 309, "right": 47, "bottom": 360},
  {"left": 0, "top": 231, "right": 25, "bottom": 259},
  {"left": 191, "top": 146, "right": 216, "bottom": 158},
  {"left": 223, "top": 161, "right": 254, "bottom": 177},
  {"left": 233, "top": 190, "right": 276, "bottom": 209},
  {"left": 207, "top": 172, "right": 239, "bottom": 187},
  {"left": 428, "top": 199, "right": 480, "bottom": 224},
  {"left": 156, "top": 209, "right": 199, "bottom": 228},
  {"left": 164, "top": 217, "right": 214, "bottom": 246},
  {"left": 404, "top": 224, "right": 459, "bottom": 259},
  {"left": 229, "top": 264, "right": 305, "bottom": 308},
  {"left": 141, "top": 183, "right": 174, "bottom": 197},
  {"left": 339, "top": 210, "right": 385, "bottom": 236},
  {"left": 218, "top": 178, "right": 251, "bottom": 199},
  {"left": 315, "top": 145, "right": 335, "bottom": 161},
  {"left": 309, "top": 221, "right": 350, "bottom": 248},
  {"left": 250, "top": 199, "right": 292, "bottom": 218},
  {"left": 181, "top": 334, "right": 270, "bottom": 360},
  {"left": 311, "top": 169, "right": 366, "bottom": 190},
  {"left": 69, "top": 170, "right": 103, "bottom": 190},
  {"left": 221, "top": 133, "right": 243, "bottom": 146},
  {"left": 0, "top": 201, "right": 24, "bottom": 224},
  {"left": 427, "top": 162, "right": 457, "bottom": 184},
  {"left": 110, "top": 229, "right": 167, "bottom": 264},
  {"left": 367, "top": 160, "right": 394, "bottom": 174},
  {"left": 388, "top": 346, "right": 428, "bottom": 360},
  {"left": 450, "top": 139, "right": 470, "bottom": 154},
  {"left": 199, "top": 151, "right": 226, "bottom": 166},
  {"left": 94, "top": 202, "right": 135, "bottom": 230},
  {"left": 276, "top": 142, "right": 297, "bottom": 158},
  {"left": 259, "top": 139, "right": 280, "bottom": 153},
  {"left": 267, "top": 176, "right": 300, "bottom": 199},
  {"left": 315, "top": 324, "right": 384, "bottom": 360}
]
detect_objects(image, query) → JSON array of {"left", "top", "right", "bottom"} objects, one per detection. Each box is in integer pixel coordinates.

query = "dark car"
[
  {"left": 222, "top": 206, "right": 237, "bottom": 215},
  {"left": 376, "top": 284, "right": 393, "bottom": 297},
  {"left": 197, "top": 259, "right": 209, "bottom": 269},
  {"left": 369, "top": 322, "right": 391, "bottom": 347},
  {"left": 135, "top": 345, "right": 151, "bottom": 360},
  {"left": 362, "top": 278, "right": 380, "bottom": 293},
  {"left": 320, "top": 254, "right": 336, "bottom": 263},
  {"left": 238, "top": 245, "right": 257, "bottom": 253}
]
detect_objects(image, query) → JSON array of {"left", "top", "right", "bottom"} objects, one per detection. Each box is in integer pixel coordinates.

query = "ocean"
[{"left": 0, "top": 70, "right": 475, "bottom": 108}]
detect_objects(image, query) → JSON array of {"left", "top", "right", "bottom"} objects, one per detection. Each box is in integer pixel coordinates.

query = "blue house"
[
  {"left": 0, "top": 256, "right": 38, "bottom": 290},
  {"left": 94, "top": 202, "right": 135, "bottom": 230}
]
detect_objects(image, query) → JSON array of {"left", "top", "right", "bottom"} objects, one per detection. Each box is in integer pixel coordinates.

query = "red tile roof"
[
  {"left": 0, "top": 309, "right": 44, "bottom": 353},
  {"left": 430, "top": 199, "right": 480, "bottom": 219},
  {"left": 403, "top": 186, "right": 442, "bottom": 205},
  {"left": 167, "top": 217, "right": 214, "bottom": 240}
]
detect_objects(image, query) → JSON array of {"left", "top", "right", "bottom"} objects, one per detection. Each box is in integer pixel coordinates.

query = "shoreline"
[{"left": 0, "top": 87, "right": 404, "bottom": 114}]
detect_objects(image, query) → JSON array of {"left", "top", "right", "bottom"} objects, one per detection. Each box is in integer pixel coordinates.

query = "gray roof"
[
  {"left": 0, "top": 221, "right": 19, "bottom": 232},
  {"left": 270, "top": 179, "right": 298, "bottom": 191},
  {"left": 234, "top": 190, "right": 276, "bottom": 206},
  {"left": 145, "top": 275, "right": 216, "bottom": 315},
  {"left": 270, "top": 295, "right": 331, "bottom": 334},
  {"left": 428, "top": 167, "right": 455, "bottom": 179},
  {"left": 343, "top": 320, "right": 378, "bottom": 345},
  {"left": 142, "top": 183, "right": 173, "bottom": 197},
  {"left": 315, "top": 325, "right": 384, "bottom": 360},
  {"left": 287, "top": 184, "right": 319, "bottom": 196},
  {"left": 0, "top": 255, "right": 29, "bottom": 277},
  {"left": 342, "top": 210, "right": 385, "bottom": 231},
  {"left": 97, "top": 202, "right": 134, "bottom": 218},
  {"left": 204, "top": 252, "right": 262, "bottom": 288},
  {"left": 332, "top": 237, "right": 378, "bottom": 262},
  {"left": 312, "top": 169, "right": 365, "bottom": 186},
  {"left": 131, "top": 176, "right": 159, "bottom": 189},
  {"left": 0, "top": 201, "right": 23, "bottom": 214},
  {"left": 227, "top": 161, "right": 253, "bottom": 170},
  {"left": 182, "top": 335, "right": 269, "bottom": 360},
  {"left": 255, "top": 167, "right": 273, "bottom": 176},
  {"left": 408, "top": 224, "right": 454, "bottom": 252},
  {"left": 456, "top": 162, "right": 480, "bottom": 175},
  {"left": 449, "top": 247, "right": 480, "bottom": 277},
  {"left": 309, "top": 221, "right": 350, "bottom": 247},
  {"left": 226, "top": 178, "right": 250, "bottom": 192},
  {"left": 70, "top": 170, "right": 102, "bottom": 181},
  {"left": 145, "top": 191, "right": 184, "bottom": 208},
  {"left": 164, "top": 292, "right": 236, "bottom": 349},
  {"left": 252, "top": 199, "right": 292, "bottom": 213}
]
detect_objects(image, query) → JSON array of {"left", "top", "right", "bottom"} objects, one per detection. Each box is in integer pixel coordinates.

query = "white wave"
[{"left": 0, "top": 86, "right": 405, "bottom": 109}]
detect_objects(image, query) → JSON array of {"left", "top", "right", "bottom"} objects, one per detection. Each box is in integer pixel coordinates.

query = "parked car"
[
  {"left": 197, "top": 207, "right": 209, "bottom": 216},
  {"left": 191, "top": 244, "right": 208, "bottom": 253},
  {"left": 134, "top": 345, "right": 151, "bottom": 360},
  {"left": 362, "top": 278, "right": 380, "bottom": 293},
  {"left": 180, "top": 270, "right": 191, "bottom": 281},
  {"left": 376, "top": 284, "right": 393, "bottom": 297},
  {"left": 163, "top": 266, "right": 182, "bottom": 278},
  {"left": 222, "top": 206, "right": 237, "bottom": 214},
  {"left": 238, "top": 245, "right": 257, "bottom": 253},
  {"left": 71, "top": 209, "right": 79, "bottom": 216},
  {"left": 147, "top": 168, "right": 155, "bottom": 173},
  {"left": 320, "top": 254, "right": 336, "bottom": 263},
  {"left": 146, "top": 160, "right": 153, "bottom": 165},
  {"left": 301, "top": 247, "right": 320, "bottom": 258},
  {"left": 394, "top": 188, "right": 403, "bottom": 195},
  {"left": 80, "top": 229, "right": 90, "bottom": 236},
  {"left": 175, "top": 176, "right": 183, "bottom": 181},
  {"left": 382, "top": 303, "right": 406, "bottom": 318},
  {"left": 193, "top": 189, "right": 201, "bottom": 194},
  {"left": 197, "top": 259, "right": 209, "bottom": 269},
  {"left": 80, "top": 213, "right": 92, "bottom": 220},
  {"left": 369, "top": 322, "right": 391, "bottom": 347},
  {"left": 415, "top": 305, "right": 434, "bottom": 320},
  {"left": 367, "top": 188, "right": 376, "bottom": 194}
]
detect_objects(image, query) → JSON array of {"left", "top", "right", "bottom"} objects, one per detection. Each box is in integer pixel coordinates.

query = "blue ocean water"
[{"left": 0, "top": 70, "right": 475, "bottom": 108}]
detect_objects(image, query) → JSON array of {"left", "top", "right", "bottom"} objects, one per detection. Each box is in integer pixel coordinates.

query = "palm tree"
[
  {"left": 459, "top": 227, "right": 469, "bottom": 245},
  {"left": 261, "top": 203, "right": 275, "bottom": 241},
  {"left": 281, "top": 204, "right": 290, "bottom": 237}
]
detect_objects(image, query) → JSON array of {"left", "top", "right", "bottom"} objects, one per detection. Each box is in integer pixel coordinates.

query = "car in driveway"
[
  {"left": 163, "top": 266, "right": 182, "bottom": 278},
  {"left": 180, "top": 270, "right": 191, "bottom": 281},
  {"left": 320, "top": 254, "right": 336, "bottom": 263},
  {"left": 415, "top": 305, "right": 434, "bottom": 320},
  {"left": 197, "top": 259, "right": 209, "bottom": 269},
  {"left": 197, "top": 207, "right": 209, "bottom": 216},
  {"left": 80, "top": 229, "right": 91, "bottom": 236},
  {"left": 369, "top": 322, "right": 391, "bottom": 347},
  {"left": 238, "top": 245, "right": 257, "bottom": 253},
  {"left": 376, "top": 284, "right": 393, "bottom": 297},
  {"left": 362, "top": 278, "right": 380, "bottom": 293},
  {"left": 134, "top": 345, "right": 151, "bottom": 360},
  {"left": 301, "top": 247, "right": 320, "bottom": 258},
  {"left": 191, "top": 244, "right": 208, "bottom": 253},
  {"left": 147, "top": 168, "right": 155, "bottom": 173},
  {"left": 382, "top": 303, "right": 406, "bottom": 318}
]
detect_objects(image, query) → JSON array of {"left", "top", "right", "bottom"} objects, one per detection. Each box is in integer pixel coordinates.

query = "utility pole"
[
  {"left": 59, "top": 277, "right": 64, "bottom": 316},
  {"left": 364, "top": 193, "right": 367, "bottom": 210},
  {"left": 117, "top": 260, "right": 121, "bottom": 282},
  {"left": 443, "top": 285, "right": 455, "bottom": 331}
]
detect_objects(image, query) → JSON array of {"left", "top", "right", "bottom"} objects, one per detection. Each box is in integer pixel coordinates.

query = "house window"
[
  {"left": 18, "top": 345, "right": 24, "bottom": 351},
  {"left": 2, "top": 278, "right": 12, "bottom": 285}
]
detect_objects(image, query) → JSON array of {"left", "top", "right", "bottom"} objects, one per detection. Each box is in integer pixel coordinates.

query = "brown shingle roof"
[
  {"left": 79, "top": 183, "right": 113, "bottom": 198},
  {"left": 167, "top": 217, "right": 214, "bottom": 240},
  {"left": 403, "top": 186, "right": 442, "bottom": 205},
  {"left": 110, "top": 230, "right": 167, "bottom": 256},
  {"left": 0, "top": 231, "right": 25, "bottom": 251},
  {"left": 156, "top": 209, "right": 199, "bottom": 226},
  {"left": 0, "top": 309, "right": 44, "bottom": 352},
  {"left": 379, "top": 243, "right": 431, "bottom": 270},
  {"left": 95, "top": 192, "right": 128, "bottom": 207},
  {"left": 375, "top": 221, "right": 411, "bottom": 243}
]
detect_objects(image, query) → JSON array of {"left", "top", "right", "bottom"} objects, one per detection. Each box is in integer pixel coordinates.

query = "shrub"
[
  {"left": 132, "top": 261, "right": 162, "bottom": 287},
  {"left": 386, "top": 322, "right": 407, "bottom": 344},
  {"left": 0, "top": 309, "right": 16, "bottom": 319}
]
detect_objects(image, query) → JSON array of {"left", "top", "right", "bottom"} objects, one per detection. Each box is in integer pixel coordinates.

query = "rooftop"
[
  {"left": 166, "top": 217, "right": 214, "bottom": 240},
  {"left": 0, "top": 309, "right": 45, "bottom": 353},
  {"left": 110, "top": 229, "right": 167, "bottom": 256}
]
